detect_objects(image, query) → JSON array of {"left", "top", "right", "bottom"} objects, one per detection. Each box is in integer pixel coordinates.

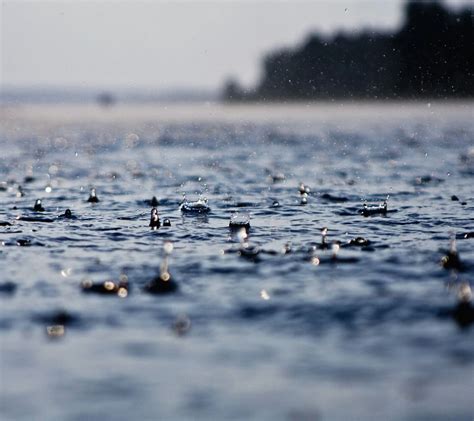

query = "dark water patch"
[
  {"left": 220, "top": 200, "right": 260, "bottom": 209},
  {"left": 32, "top": 309, "right": 82, "bottom": 327},
  {"left": 235, "top": 298, "right": 450, "bottom": 336},
  {"left": 459, "top": 168, "right": 474, "bottom": 176},
  {"left": 144, "top": 275, "right": 179, "bottom": 294},
  {"left": 117, "top": 214, "right": 145, "bottom": 221},
  {"left": 54, "top": 195, "right": 76, "bottom": 201},
  {"left": 334, "top": 205, "right": 362, "bottom": 216},
  {"left": 142, "top": 196, "right": 160, "bottom": 207},
  {"left": 106, "top": 232, "right": 129, "bottom": 241},
  {"left": 413, "top": 175, "right": 445, "bottom": 186},
  {"left": 146, "top": 197, "right": 179, "bottom": 207},
  {"left": 209, "top": 265, "right": 248, "bottom": 275},
  {"left": 0, "top": 230, "right": 23, "bottom": 235},
  {"left": 335, "top": 208, "right": 357, "bottom": 216},
  {"left": 96, "top": 227, "right": 122, "bottom": 232},
  {"left": 16, "top": 216, "right": 56, "bottom": 223},
  {"left": 239, "top": 303, "right": 280, "bottom": 320},
  {"left": 0, "top": 318, "right": 14, "bottom": 330},
  {"left": 14, "top": 238, "right": 45, "bottom": 247},
  {"left": 437, "top": 304, "right": 474, "bottom": 329},
  {"left": 456, "top": 232, "right": 474, "bottom": 240},
  {"left": 319, "top": 193, "right": 349, "bottom": 203},
  {"left": 0, "top": 282, "right": 17, "bottom": 295},
  {"left": 67, "top": 243, "right": 101, "bottom": 250}
]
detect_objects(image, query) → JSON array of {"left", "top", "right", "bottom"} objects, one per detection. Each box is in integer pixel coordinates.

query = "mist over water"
[{"left": 1, "top": 102, "right": 473, "bottom": 420}]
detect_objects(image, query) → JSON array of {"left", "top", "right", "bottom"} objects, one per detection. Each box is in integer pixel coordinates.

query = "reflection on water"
[{"left": 0, "top": 102, "right": 473, "bottom": 420}]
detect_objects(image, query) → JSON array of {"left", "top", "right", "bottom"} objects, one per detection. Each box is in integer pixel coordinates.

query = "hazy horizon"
[{"left": 3, "top": 0, "right": 472, "bottom": 94}]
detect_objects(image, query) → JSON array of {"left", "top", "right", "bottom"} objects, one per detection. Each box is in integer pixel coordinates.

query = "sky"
[{"left": 1, "top": 0, "right": 472, "bottom": 92}]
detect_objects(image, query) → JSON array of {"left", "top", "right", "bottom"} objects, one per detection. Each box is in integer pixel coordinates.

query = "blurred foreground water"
[{"left": 1, "top": 102, "right": 473, "bottom": 420}]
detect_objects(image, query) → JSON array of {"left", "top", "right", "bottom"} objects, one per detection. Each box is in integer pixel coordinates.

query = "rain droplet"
[
  {"left": 48, "top": 165, "right": 59, "bottom": 175},
  {"left": 163, "top": 241, "right": 174, "bottom": 255},
  {"left": 125, "top": 133, "right": 140, "bottom": 148},
  {"left": 260, "top": 289, "right": 270, "bottom": 300},
  {"left": 61, "top": 268, "right": 72, "bottom": 277}
]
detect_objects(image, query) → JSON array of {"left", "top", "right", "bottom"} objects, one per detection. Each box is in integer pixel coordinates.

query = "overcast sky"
[{"left": 1, "top": 1, "right": 471, "bottom": 91}]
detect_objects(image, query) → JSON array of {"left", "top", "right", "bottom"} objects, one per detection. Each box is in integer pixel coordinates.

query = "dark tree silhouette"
[
  {"left": 222, "top": 78, "right": 245, "bottom": 101},
  {"left": 223, "top": 0, "right": 473, "bottom": 101}
]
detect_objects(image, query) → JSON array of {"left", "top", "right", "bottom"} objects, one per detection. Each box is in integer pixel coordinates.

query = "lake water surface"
[{"left": 1, "top": 102, "right": 473, "bottom": 420}]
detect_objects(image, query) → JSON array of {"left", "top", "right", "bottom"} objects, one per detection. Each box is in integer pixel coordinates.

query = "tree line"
[{"left": 223, "top": 1, "right": 474, "bottom": 101}]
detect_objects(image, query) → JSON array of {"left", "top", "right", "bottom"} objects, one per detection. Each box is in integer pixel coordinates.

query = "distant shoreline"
[
  {"left": 222, "top": 1, "right": 474, "bottom": 102},
  {"left": 2, "top": 101, "right": 472, "bottom": 128},
  {"left": 2, "top": 96, "right": 474, "bottom": 107}
]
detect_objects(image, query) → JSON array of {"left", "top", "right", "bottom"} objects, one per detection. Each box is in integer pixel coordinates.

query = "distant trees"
[
  {"left": 222, "top": 78, "right": 245, "bottom": 101},
  {"left": 396, "top": 1, "right": 474, "bottom": 97},
  {"left": 223, "top": 0, "right": 474, "bottom": 101}
]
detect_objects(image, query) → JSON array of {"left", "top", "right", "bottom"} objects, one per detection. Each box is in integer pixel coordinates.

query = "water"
[{"left": 1, "top": 102, "right": 473, "bottom": 420}]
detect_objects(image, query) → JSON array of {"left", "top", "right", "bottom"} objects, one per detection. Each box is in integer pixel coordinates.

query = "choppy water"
[{"left": 1, "top": 102, "right": 473, "bottom": 420}]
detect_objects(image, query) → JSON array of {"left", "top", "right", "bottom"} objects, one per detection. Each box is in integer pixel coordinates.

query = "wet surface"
[{"left": 0, "top": 102, "right": 473, "bottom": 420}]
